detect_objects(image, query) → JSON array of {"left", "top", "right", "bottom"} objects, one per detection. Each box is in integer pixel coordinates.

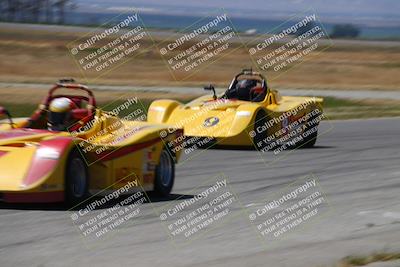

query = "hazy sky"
[{"left": 76, "top": 0, "right": 400, "bottom": 26}]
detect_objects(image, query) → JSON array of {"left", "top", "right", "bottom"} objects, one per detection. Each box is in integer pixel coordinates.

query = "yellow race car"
[
  {"left": 148, "top": 69, "right": 324, "bottom": 151},
  {"left": 0, "top": 80, "right": 182, "bottom": 205}
]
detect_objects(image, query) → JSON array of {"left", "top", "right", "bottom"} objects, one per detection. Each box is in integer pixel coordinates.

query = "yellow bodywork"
[
  {"left": 147, "top": 89, "right": 323, "bottom": 147},
  {"left": 0, "top": 109, "right": 181, "bottom": 197}
]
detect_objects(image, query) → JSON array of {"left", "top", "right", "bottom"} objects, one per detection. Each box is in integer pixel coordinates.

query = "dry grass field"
[
  {"left": 1, "top": 24, "right": 400, "bottom": 120},
  {"left": 0, "top": 26, "right": 399, "bottom": 90}
]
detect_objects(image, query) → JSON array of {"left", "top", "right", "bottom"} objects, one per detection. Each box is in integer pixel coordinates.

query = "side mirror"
[
  {"left": 204, "top": 84, "right": 217, "bottom": 100},
  {"left": 0, "top": 107, "right": 14, "bottom": 128}
]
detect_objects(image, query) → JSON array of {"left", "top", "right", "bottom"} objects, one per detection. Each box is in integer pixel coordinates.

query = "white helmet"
[{"left": 48, "top": 97, "right": 75, "bottom": 131}]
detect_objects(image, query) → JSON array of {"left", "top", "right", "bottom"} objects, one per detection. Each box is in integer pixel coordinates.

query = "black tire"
[
  {"left": 65, "top": 150, "right": 89, "bottom": 207},
  {"left": 253, "top": 110, "right": 268, "bottom": 149},
  {"left": 301, "top": 110, "right": 321, "bottom": 148},
  {"left": 302, "top": 125, "right": 318, "bottom": 148},
  {"left": 154, "top": 149, "right": 175, "bottom": 197}
]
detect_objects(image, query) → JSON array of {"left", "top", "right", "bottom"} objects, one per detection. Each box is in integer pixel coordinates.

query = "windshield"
[{"left": 223, "top": 79, "right": 267, "bottom": 102}]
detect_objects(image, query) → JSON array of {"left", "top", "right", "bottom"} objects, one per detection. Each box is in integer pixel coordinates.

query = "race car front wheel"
[
  {"left": 154, "top": 149, "right": 175, "bottom": 197},
  {"left": 65, "top": 150, "right": 89, "bottom": 206},
  {"left": 253, "top": 110, "right": 268, "bottom": 149}
]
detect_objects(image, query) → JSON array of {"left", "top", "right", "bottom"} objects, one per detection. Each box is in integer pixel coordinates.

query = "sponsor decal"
[{"left": 203, "top": 117, "right": 220, "bottom": 127}]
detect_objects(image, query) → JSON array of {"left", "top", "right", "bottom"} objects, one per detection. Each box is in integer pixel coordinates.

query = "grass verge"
[
  {"left": 334, "top": 252, "right": 400, "bottom": 266},
  {"left": 323, "top": 97, "right": 400, "bottom": 120},
  {"left": 1, "top": 96, "right": 400, "bottom": 120}
]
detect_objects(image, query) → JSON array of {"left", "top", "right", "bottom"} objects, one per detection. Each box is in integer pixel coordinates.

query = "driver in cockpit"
[
  {"left": 47, "top": 97, "right": 76, "bottom": 131},
  {"left": 225, "top": 79, "right": 259, "bottom": 101},
  {"left": 236, "top": 79, "right": 258, "bottom": 101}
]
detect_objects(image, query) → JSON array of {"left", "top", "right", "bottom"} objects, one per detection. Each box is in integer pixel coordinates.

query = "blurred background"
[
  {"left": 0, "top": 3, "right": 400, "bottom": 267},
  {"left": 0, "top": 0, "right": 399, "bottom": 119}
]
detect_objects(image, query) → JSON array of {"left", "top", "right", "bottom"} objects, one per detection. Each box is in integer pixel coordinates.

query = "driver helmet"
[
  {"left": 236, "top": 79, "right": 257, "bottom": 100},
  {"left": 48, "top": 97, "right": 75, "bottom": 131}
]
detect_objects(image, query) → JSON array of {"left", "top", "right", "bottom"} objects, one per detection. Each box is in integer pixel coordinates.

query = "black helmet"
[{"left": 235, "top": 79, "right": 257, "bottom": 100}]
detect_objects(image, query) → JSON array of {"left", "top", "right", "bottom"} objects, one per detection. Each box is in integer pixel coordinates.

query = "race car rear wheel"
[
  {"left": 65, "top": 150, "right": 89, "bottom": 206},
  {"left": 301, "top": 110, "right": 321, "bottom": 148},
  {"left": 154, "top": 149, "right": 175, "bottom": 197},
  {"left": 302, "top": 124, "right": 318, "bottom": 148}
]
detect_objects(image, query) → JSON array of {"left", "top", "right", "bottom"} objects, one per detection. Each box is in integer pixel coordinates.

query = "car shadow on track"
[
  {"left": 308, "top": 145, "right": 335, "bottom": 149},
  {"left": 209, "top": 145, "right": 335, "bottom": 150},
  {"left": 145, "top": 193, "right": 195, "bottom": 203},
  {"left": 0, "top": 202, "right": 65, "bottom": 211},
  {"left": 0, "top": 193, "right": 195, "bottom": 211}
]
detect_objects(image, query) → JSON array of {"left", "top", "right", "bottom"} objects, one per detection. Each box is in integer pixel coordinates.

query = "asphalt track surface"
[{"left": 1, "top": 118, "right": 400, "bottom": 267}]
